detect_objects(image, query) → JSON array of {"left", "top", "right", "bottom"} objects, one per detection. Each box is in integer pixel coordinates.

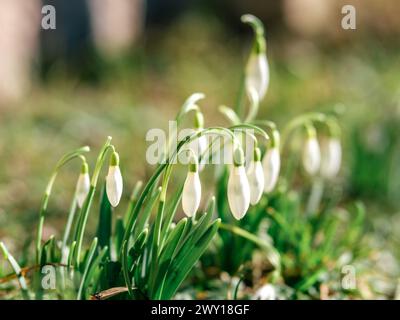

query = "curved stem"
[
  {"left": 244, "top": 87, "right": 260, "bottom": 123},
  {"left": 74, "top": 137, "right": 115, "bottom": 267},
  {"left": 35, "top": 146, "right": 90, "bottom": 264},
  {"left": 252, "top": 119, "right": 280, "bottom": 148},
  {"left": 281, "top": 112, "right": 337, "bottom": 151}
]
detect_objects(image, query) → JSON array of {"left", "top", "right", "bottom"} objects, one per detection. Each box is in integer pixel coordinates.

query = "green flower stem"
[
  {"left": 61, "top": 190, "right": 78, "bottom": 264},
  {"left": 73, "top": 138, "right": 115, "bottom": 267},
  {"left": 252, "top": 120, "right": 280, "bottom": 148},
  {"left": 281, "top": 112, "right": 338, "bottom": 151},
  {"left": 165, "top": 93, "right": 205, "bottom": 163},
  {"left": 0, "top": 242, "right": 30, "bottom": 299},
  {"left": 241, "top": 14, "right": 266, "bottom": 54},
  {"left": 219, "top": 105, "right": 241, "bottom": 125},
  {"left": 35, "top": 146, "right": 90, "bottom": 264},
  {"left": 244, "top": 87, "right": 260, "bottom": 123},
  {"left": 229, "top": 124, "right": 269, "bottom": 142}
]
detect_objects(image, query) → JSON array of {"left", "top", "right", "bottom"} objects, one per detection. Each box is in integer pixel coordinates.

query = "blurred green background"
[{"left": 0, "top": 0, "right": 399, "bottom": 278}]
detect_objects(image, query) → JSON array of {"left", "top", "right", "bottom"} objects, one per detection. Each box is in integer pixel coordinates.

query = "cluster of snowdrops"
[{"left": 0, "top": 14, "right": 343, "bottom": 300}]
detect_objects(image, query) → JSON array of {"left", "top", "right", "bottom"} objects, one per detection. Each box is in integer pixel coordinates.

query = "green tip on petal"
[
  {"left": 254, "top": 147, "right": 261, "bottom": 162},
  {"left": 305, "top": 123, "right": 317, "bottom": 139},
  {"left": 188, "top": 153, "right": 199, "bottom": 172},
  {"left": 81, "top": 161, "right": 89, "bottom": 174},
  {"left": 241, "top": 14, "right": 266, "bottom": 54},
  {"left": 233, "top": 147, "right": 245, "bottom": 167},
  {"left": 110, "top": 151, "right": 120, "bottom": 166}
]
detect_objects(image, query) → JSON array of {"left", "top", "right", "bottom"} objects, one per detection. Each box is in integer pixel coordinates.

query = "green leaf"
[
  {"left": 97, "top": 184, "right": 112, "bottom": 250},
  {"left": 160, "top": 219, "right": 221, "bottom": 299},
  {"left": 77, "top": 237, "right": 98, "bottom": 300},
  {"left": 80, "top": 246, "right": 108, "bottom": 298},
  {"left": 160, "top": 185, "right": 184, "bottom": 246},
  {"left": 219, "top": 105, "right": 241, "bottom": 125},
  {"left": 150, "top": 218, "right": 187, "bottom": 297}
]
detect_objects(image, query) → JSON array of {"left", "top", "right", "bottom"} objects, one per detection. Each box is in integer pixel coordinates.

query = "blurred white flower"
[
  {"left": 245, "top": 52, "right": 269, "bottom": 101},
  {"left": 182, "top": 168, "right": 202, "bottom": 217},
  {"left": 75, "top": 164, "right": 90, "bottom": 208},
  {"left": 320, "top": 138, "right": 341, "bottom": 178},
  {"left": 247, "top": 148, "right": 264, "bottom": 205},
  {"left": 228, "top": 165, "right": 250, "bottom": 220},
  {"left": 253, "top": 284, "right": 276, "bottom": 300},
  {"left": 303, "top": 137, "right": 321, "bottom": 175},
  {"left": 262, "top": 147, "right": 280, "bottom": 193}
]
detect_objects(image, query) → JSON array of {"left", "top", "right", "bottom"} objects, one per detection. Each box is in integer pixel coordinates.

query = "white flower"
[
  {"left": 303, "top": 137, "right": 321, "bottom": 175},
  {"left": 106, "top": 152, "right": 123, "bottom": 207},
  {"left": 228, "top": 165, "right": 250, "bottom": 220},
  {"left": 182, "top": 171, "right": 202, "bottom": 217},
  {"left": 75, "top": 167, "right": 90, "bottom": 208},
  {"left": 253, "top": 284, "right": 276, "bottom": 300},
  {"left": 247, "top": 161, "right": 264, "bottom": 205},
  {"left": 320, "top": 138, "right": 342, "bottom": 178},
  {"left": 245, "top": 52, "right": 269, "bottom": 101},
  {"left": 247, "top": 148, "right": 264, "bottom": 205},
  {"left": 262, "top": 147, "right": 280, "bottom": 193}
]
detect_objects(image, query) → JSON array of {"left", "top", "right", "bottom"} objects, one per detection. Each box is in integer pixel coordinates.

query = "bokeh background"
[{"left": 0, "top": 0, "right": 399, "bottom": 281}]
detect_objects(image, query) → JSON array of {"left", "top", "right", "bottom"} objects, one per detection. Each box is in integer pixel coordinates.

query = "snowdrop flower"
[
  {"left": 245, "top": 50, "right": 269, "bottom": 101},
  {"left": 182, "top": 154, "right": 202, "bottom": 217},
  {"left": 262, "top": 147, "right": 280, "bottom": 193},
  {"left": 320, "top": 137, "right": 342, "bottom": 178},
  {"left": 76, "top": 162, "right": 90, "bottom": 208},
  {"left": 303, "top": 135, "right": 321, "bottom": 176},
  {"left": 106, "top": 151, "right": 123, "bottom": 207},
  {"left": 228, "top": 148, "right": 250, "bottom": 220},
  {"left": 247, "top": 148, "right": 264, "bottom": 205}
]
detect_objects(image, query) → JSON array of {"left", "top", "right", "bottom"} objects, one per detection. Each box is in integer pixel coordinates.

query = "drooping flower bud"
[
  {"left": 320, "top": 137, "right": 342, "bottom": 178},
  {"left": 245, "top": 39, "right": 269, "bottom": 101},
  {"left": 106, "top": 151, "right": 123, "bottom": 207},
  {"left": 302, "top": 132, "right": 321, "bottom": 176},
  {"left": 262, "top": 147, "right": 280, "bottom": 193},
  {"left": 247, "top": 147, "right": 264, "bottom": 205},
  {"left": 182, "top": 154, "right": 202, "bottom": 217},
  {"left": 242, "top": 14, "right": 269, "bottom": 101},
  {"left": 228, "top": 148, "right": 250, "bottom": 220},
  {"left": 76, "top": 162, "right": 90, "bottom": 208}
]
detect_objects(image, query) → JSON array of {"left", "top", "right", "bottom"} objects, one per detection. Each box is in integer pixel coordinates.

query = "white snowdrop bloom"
[
  {"left": 182, "top": 159, "right": 202, "bottom": 217},
  {"left": 303, "top": 137, "right": 321, "bottom": 176},
  {"left": 320, "top": 138, "right": 342, "bottom": 179},
  {"left": 262, "top": 147, "right": 280, "bottom": 193},
  {"left": 228, "top": 149, "right": 250, "bottom": 220},
  {"left": 106, "top": 152, "right": 123, "bottom": 207},
  {"left": 253, "top": 284, "right": 276, "bottom": 300},
  {"left": 247, "top": 148, "right": 264, "bottom": 205},
  {"left": 245, "top": 51, "right": 269, "bottom": 101},
  {"left": 76, "top": 162, "right": 90, "bottom": 208}
]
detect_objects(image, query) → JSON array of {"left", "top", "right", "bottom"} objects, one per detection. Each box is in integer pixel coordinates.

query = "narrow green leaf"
[
  {"left": 160, "top": 219, "right": 221, "bottom": 299},
  {"left": 97, "top": 184, "right": 112, "bottom": 250},
  {"left": 0, "top": 242, "right": 30, "bottom": 300},
  {"left": 77, "top": 237, "right": 98, "bottom": 300}
]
